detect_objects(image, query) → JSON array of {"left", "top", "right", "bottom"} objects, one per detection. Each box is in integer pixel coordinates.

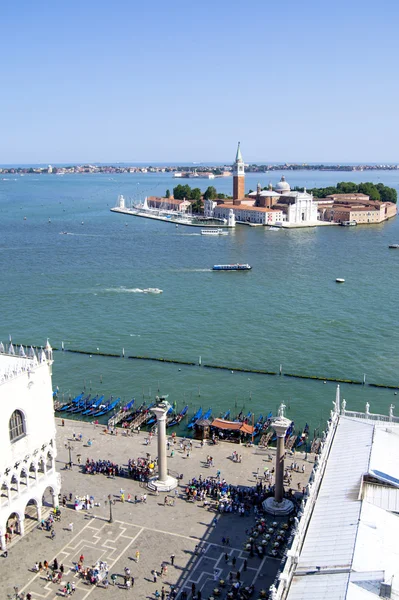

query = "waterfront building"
[
  {"left": 0, "top": 341, "right": 60, "bottom": 551},
  {"left": 272, "top": 391, "right": 399, "bottom": 600},
  {"left": 146, "top": 196, "right": 192, "bottom": 213},
  {"left": 214, "top": 203, "right": 284, "bottom": 225},
  {"left": 320, "top": 193, "right": 397, "bottom": 224}
]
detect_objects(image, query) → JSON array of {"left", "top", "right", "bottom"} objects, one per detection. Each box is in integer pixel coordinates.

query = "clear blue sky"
[{"left": 1, "top": 0, "right": 399, "bottom": 164}]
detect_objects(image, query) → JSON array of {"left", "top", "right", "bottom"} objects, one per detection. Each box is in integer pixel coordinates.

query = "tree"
[
  {"left": 173, "top": 184, "right": 192, "bottom": 200},
  {"left": 191, "top": 188, "right": 202, "bottom": 201},
  {"left": 217, "top": 193, "right": 226, "bottom": 200},
  {"left": 336, "top": 181, "right": 358, "bottom": 194},
  {"left": 204, "top": 186, "right": 217, "bottom": 200},
  {"left": 165, "top": 189, "right": 170, "bottom": 198},
  {"left": 191, "top": 197, "right": 204, "bottom": 214},
  {"left": 376, "top": 183, "right": 397, "bottom": 204},
  {"left": 358, "top": 182, "right": 380, "bottom": 201}
]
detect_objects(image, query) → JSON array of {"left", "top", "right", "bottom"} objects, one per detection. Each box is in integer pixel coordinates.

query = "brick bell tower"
[{"left": 233, "top": 141, "right": 245, "bottom": 203}]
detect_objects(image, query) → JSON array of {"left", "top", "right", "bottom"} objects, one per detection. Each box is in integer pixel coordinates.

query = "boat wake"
[
  {"left": 173, "top": 268, "right": 213, "bottom": 272},
  {"left": 104, "top": 287, "right": 163, "bottom": 294}
]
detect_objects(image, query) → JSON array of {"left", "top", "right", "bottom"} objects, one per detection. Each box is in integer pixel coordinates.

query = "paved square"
[{"left": 0, "top": 418, "right": 313, "bottom": 599}]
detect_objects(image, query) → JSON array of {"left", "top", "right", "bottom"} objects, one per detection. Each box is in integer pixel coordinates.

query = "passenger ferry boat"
[
  {"left": 213, "top": 264, "right": 252, "bottom": 271},
  {"left": 201, "top": 228, "right": 228, "bottom": 236}
]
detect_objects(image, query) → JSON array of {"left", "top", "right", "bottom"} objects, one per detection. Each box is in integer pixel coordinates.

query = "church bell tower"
[{"left": 233, "top": 142, "right": 245, "bottom": 202}]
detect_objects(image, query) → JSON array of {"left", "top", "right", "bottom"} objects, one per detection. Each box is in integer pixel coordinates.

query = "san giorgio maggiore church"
[
  {"left": 0, "top": 340, "right": 60, "bottom": 550},
  {"left": 204, "top": 143, "right": 319, "bottom": 227}
]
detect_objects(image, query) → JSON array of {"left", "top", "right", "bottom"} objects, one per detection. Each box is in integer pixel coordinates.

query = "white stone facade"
[
  {"left": 0, "top": 342, "right": 60, "bottom": 550},
  {"left": 283, "top": 191, "right": 318, "bottom": 225}
]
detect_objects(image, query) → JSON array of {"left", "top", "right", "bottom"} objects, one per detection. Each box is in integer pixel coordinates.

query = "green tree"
[
  {"left": 358, "top": 182, "right": 380, "bottom": 201},
  {"left": 191, "top": 197, "right": 204, "bottom": 213},
  {"left": 204, "top": 186, "right": 217, "bottom": 200},
  {"left": 165, "top": 189, "right": 170, "bottom": 198},
  {"left": 376, "top": 183, "right": 397, "bottom": 204},
  {"left": 191, "top": 188, "right": 202, "bottom": 201},
  {"left": 173, "top": 184, "right": 192, "bottom": 200},
  {"left": 217, "top": 193, "right": 226, "bottom": 199},
  {"left": 336, "top": 181, "right": 358, "bottom": 194}
]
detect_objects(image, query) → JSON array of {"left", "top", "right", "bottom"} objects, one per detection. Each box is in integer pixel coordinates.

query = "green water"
[{"left": 1, "top": 170, "right": 398, "bottom": 432}]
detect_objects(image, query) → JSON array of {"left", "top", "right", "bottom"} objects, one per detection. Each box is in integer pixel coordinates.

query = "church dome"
[{"left": 275, "top": 176, "right": 291, "bottom": 194}]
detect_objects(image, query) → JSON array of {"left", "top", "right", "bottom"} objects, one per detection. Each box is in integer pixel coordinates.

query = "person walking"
[
  {"left": 161, "top": 587, "right": 166, "bottom": 600},
  {"left": 135, "top": 550, "right": 140, "bottom": 563},
  {"left": 69, "top": 522, "right": 73, "bottom": 532},
  {"left": 153, "top": 569, "right": 158, "bottom": 583},
  {"left": 243, "top": 558, "right": 247, "bottom": 571},
  {"left": 170, "top": 553, "right": 175, "bottom": 566},
  {"left": 232, "top": 556, "right": 237, "bottom": 568}
]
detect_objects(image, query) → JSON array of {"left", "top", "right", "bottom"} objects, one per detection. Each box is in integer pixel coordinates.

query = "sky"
[{"left": 1, "top": 0, "right": 399, "bottom": 164}]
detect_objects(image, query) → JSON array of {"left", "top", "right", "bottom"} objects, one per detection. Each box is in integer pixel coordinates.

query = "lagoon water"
[{"left": 1, "top": 169, "right": 398, "bottom": 433}]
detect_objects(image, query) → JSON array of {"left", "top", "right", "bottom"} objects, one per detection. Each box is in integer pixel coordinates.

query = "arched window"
[{"left": 9, "top": 410, "right": 26, "bottom": 442}]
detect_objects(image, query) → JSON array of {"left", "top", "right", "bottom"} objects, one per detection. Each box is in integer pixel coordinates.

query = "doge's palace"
[{"left": 0, "top": 340, "right": 60, "bottom": 550}]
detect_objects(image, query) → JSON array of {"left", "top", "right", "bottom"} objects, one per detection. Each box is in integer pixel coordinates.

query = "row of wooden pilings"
[{"left": 15, "top": 343, "right": 399, "bottom": 390}]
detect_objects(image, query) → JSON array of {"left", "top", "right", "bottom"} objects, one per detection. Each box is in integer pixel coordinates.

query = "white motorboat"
[
  {"left": 268, "top": 226, "right": 280, "bottom": 231},
  {"left": 336, "top": 278, "right": 345, "bottom": 283},
  {"left": 201, "top": 228, "right": 228, "bottom": 236},
  {"left": 142, "top": 288, "right": 163, "bottom": 294}
]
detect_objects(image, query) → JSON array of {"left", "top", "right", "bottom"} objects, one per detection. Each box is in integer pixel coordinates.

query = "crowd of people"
[{"left": 82, "top": 455, "right": 156, "bottom": 482}]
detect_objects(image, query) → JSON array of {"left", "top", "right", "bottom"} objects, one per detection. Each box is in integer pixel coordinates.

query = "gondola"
[
  {"left": 94, "top": 397, "right": 120, "bottom": 417},
  {"left": 70, "top": 394, "right": 94, "bottom": 414},
  {"left": 167, "top": 405, "right": 189, "bottom": 427},
  {"left": 58, "top": 392, "right": 84, "bottom": 412},
  {"left": 296, "top": 423, "right": 309, "bottom": 448},
  {"left": 187, "top": 407, "right": 202, "bottom": 429},
  {"left": 82, "top": 395, "right": 104, "bottom": 415},
  {"left": 66, "top": 394, "right": 91, "bottom": 413}
]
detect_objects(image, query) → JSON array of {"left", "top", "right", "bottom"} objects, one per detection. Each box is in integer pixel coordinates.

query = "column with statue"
[
  {"left": 262, "top": 403, "right": 294, "bottom": 515},
  {"left": 148, "top": 398, "right": 177, "bottom": 492}
]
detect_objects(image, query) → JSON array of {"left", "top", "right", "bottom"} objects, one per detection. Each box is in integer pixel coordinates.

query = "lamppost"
[
  {"left": 108, "top": 494, "right": 113, "bottom": 523},
  {"left": 65, "top": 442, "right": 73, "bottom": 468}
]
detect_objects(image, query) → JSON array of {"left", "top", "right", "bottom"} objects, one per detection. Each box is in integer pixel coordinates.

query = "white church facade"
[
  {"left": 205, "top": 143, "right": 319, "bottom": 227},
  {"left": 0, "top": 340, "right": 60, "bottom": 550}
]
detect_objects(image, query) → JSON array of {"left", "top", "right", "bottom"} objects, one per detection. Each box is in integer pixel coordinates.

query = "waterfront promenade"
[{"left": 0, "top": 418, "right": 313, "bottom": 599}]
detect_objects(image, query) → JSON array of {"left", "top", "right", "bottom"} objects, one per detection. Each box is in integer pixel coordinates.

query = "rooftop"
[{"left": 286, "top": 413, "right": 399, "bottom": 600}]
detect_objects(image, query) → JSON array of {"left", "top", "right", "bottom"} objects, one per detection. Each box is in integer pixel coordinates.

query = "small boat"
[
  {"left": 336, "top": 278, "right": 345, "bottom": 283},
  {"left": 142, "top": 288, "right": 163, "bottom": 294},
  {"left": 202, "top": 408, "right": 212, "bottom": 420},
  {"left": 68, "top": 394, "right": 91, "bottom": 413},
  {"left": 167, "top": 405, "right": 189, "bottom": 427},
  {"left": 213, "top": 264, "right": 252, "bottom": 271},
  {"left": 58, "top": 392, "right": 84, "bottom": 412},
  {"left": 94, "top": 397, "right": 120, "bottom": 417},
  {"left": 389, "top": 244, "right": 399, "bottom": 249},
  {"left": 187, "top": 407, "right": 203, "bottom": 429},
  {"left": 72, "top": 394, "right": 97, "bottom": 414},
  {"left": 222, "top": 409, "right": 231, "bottom": 420},
  {"left": 296, "top": 423, "right": 309, "bottom": 448},
  {"left": 201, "top": 228, "right": 228, "bottom": 236},
  {"left": 82, "top": 395, "right": 104, "bottom": 415},
  {"left": 253, "top": 415, "right": 264, "bottom": 437},
  {"left": 341, "top": 220, "right": 357, "bottom": 226},
  {"left": 268, "top": 226, "right": 280, "bottom": 231}
]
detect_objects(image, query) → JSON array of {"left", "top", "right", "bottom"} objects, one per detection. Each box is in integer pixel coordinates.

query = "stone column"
[
  {"left": 262, "top": 404, "right": 294, "bottom": 516},
  {"left": 157, "top": 411, "right": 167, "bottom": 482},
  {"left": 149, "top": 400, "right": 177, "bottom": 492},
  {"left": 275, "top": 429, "right": 286, "bottom": 503}
]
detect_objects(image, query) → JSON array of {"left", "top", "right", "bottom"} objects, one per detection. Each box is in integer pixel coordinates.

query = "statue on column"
[{"left": 278, "top": 403, "right": 286, "bottom": 418}]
